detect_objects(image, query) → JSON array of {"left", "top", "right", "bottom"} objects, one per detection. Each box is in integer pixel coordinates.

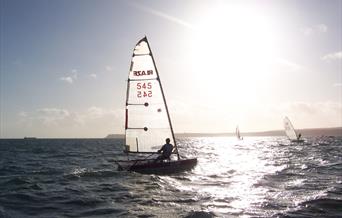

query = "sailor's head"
[{"left": 166, "top": 138, "right": 170, "bottom": 143}]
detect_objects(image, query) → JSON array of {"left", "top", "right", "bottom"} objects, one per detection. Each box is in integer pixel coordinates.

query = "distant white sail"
[
  {"left": 124, "top": 37, "right": 175, "bottom": 153},
  {"left": 236, "top": 126, "right": 241, "bottom": 140},
  {"left": 283, "top": 116, "right": 298, "bottom": 140}
]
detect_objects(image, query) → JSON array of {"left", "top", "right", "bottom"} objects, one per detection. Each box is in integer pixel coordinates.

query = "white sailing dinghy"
[
  {"left": 115, "top": 37, "right": 197, "bottom": 174},
  {"left": 283, "top": 116, "right": 304, "bottom": 143},
  {"left": 236, "top": 126, "right": 243, "bottom": 140}
]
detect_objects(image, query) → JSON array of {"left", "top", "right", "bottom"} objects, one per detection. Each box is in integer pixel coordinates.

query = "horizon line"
[{"left": 1, "top": 126, "right": 341, "bottom": 139}]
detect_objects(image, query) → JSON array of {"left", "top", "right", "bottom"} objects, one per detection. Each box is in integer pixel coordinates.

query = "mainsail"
[
  {"left": 114, "top": 37, "right": 197, "bottom": 174},
  {"left": 236, "top": 126, "right": 241, "bottom": 139},
  {"left": 283, "top": 116, "right": 298, "bottom": 140},
  {"left": 125, "top": 37, "right": 177, "bottom": 155}
]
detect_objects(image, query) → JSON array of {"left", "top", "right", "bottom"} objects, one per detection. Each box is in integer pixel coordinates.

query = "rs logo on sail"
[{"left": 134, "top": 70, "right": 153, "bottom": 76}]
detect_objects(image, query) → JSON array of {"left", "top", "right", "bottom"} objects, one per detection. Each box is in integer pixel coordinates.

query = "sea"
[{"left": 0, "top": 136, "right": 341, "bottom": 218}]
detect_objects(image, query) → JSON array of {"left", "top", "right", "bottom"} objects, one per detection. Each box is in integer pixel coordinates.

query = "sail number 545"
[{"left": 137, "top": 82, "right": 152, "bottom": 98}]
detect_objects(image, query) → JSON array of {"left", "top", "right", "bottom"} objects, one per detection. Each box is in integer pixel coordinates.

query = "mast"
[
  {"left": 144, "top": 37, "right": 180, "bottom": 160},
  {"left": 124, "top": 53, "right": 133, "bottom": 151}
]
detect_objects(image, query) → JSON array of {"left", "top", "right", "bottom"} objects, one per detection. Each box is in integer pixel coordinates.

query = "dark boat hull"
[
  {"left": 291, "top": 139, "right": 305, "bottom": 143},
  {"left": 128, "top": 158, "right": 197, "bottom": 174}
]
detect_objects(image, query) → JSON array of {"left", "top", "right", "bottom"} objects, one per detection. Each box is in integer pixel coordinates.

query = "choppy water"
[{"left": 0, "top": 137, "right": 341, "bottom": 217}]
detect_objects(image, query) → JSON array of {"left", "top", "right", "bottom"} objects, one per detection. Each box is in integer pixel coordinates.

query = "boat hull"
[
  {"left": 128, "top": 158, "right": 197, "bottom": 174},
  {"left": 291, "top": 139, "right": 305, "bottom": 143}
]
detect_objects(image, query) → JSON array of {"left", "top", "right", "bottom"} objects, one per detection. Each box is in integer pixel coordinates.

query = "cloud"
[
  {"left": 302, "top": 24, "right": 328, "bottom": 35},
  {"left": 333, "top": 83, "right": 342, "bottom": 87},
  {"left": 17, "top": 107, "right": 124, "bottom": 137},
  {"left": 86, "top": 107, "right": 121, "bottom": 119},
  {"left": 316, "top": 24, "right": 328, "bottom": 33},
  {"left": 105, "top": 66, "right": 113, "bottom": 72},
  {"left": 278, "top": 101, "right": 342, "bottom": 114},
  {"left": 275, "top": 58, "right": 304, "bottom": 72},
  {"left": 321, "top": 51, "right": 342, "bottom": 61},
  {"left": 15, "top": 100, "right": 341, "bottom": 137},
  {"left": 127, "top": 1, "right": 195, "bottom": 30},
  {"left": 19, "top": 108, "right": 78, "bottom": 127},
  {"left": 60, "top": 69, "right": 78, "bottom": 84},
  {"left": 37, "top": 108, "right": 69, "bottom": 116},
  {"left": 60, "top": 76, "right": 74, "bottom": 84},
  {"left": 22, "top": 107, "right": 120, "bottom": 126},
  {"left": 302, "top": 27, "right": 313, "bottom": 36},
  {"left": 35, "top": 108, "right": 71, "bottom": 125},
  {"left": 89, "top": 73, "right": 97, "bottom": 79},
  {"left": 169, "top": 99, "right": 342, "bottom": 133},
  {"left": 283, "top": 102, "right": 318, "bottom": 114},
  {"left": 276, "top": 101, "right": 342, "bottom": 127},
  {"left": 18, "top": 111, "right": 27, "bottom": 117},
  {"left": 86, "top": 106, "right": 108, "bottom": 119}
]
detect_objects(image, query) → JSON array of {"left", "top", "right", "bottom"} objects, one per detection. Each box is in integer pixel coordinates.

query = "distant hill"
[
  {"left": 175, "top": 127, "right": 342, "bottom": 137},
  {"left": 292, "top": 127, "right": 342, "bottom": 137},
  {"left": 106, "top": 127, "right": 341, "bottom": 138},
  {"left": 105, "top": 134, "right": 124, "bottom": 139}
]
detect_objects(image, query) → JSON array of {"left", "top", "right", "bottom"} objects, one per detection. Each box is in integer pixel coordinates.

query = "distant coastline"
[
  {"left": 106, "top": 127, "right": 342, "bottom": 138},
  {"left": 24, "top": 137, "right": 37, "bottom": 139},
  {"left": 105, "top": 134, "right": 124, "bottom": 139}
]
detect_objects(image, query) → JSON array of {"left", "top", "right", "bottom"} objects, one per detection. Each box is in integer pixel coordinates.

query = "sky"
[{"left": 0, "top": 0, "right": 341, "bottom": 138}]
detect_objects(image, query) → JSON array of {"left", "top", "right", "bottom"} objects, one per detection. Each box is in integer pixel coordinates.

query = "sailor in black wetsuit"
[{"left": 155, "top": 138, "right": 173, "bottom": 162}]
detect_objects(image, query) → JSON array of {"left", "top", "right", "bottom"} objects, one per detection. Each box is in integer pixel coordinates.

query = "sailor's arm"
[{"left": 157, "top": 144, "right": 165, "bottom": 153}]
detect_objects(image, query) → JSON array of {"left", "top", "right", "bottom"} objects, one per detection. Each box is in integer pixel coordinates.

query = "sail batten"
[
  {"left": 125, "top": 37, "right": 177, "bottom": 154},
  {"left": 129, "top": 78, "right": 158, "bottom": 81}
]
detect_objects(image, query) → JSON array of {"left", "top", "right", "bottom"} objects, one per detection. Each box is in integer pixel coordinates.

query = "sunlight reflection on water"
[{"left": 177, "top": 137, "right": 290, "bottom": 215}]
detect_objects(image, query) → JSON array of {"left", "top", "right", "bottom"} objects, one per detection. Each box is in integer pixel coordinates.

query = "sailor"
[
  {"left": 297, "top": 133, "right": 302, "bottom": 140},
  {"left": 155, "top": 138, "right": 173, "bottom": 162}
]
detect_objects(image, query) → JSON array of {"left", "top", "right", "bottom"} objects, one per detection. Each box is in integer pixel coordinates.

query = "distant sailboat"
[
  {"left": 114, "top": 37, "right": 197, "bottom": 174},
  {"left": 236, "top": 126, "right": 243, "bottom": 140},
  {"left": 283, "top": 116, "right": 304, "bottom": 143}
]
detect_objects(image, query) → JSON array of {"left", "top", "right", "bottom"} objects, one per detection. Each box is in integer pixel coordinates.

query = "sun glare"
[{"left": 188, "top": 3, "right": 276, "bottom": 104}]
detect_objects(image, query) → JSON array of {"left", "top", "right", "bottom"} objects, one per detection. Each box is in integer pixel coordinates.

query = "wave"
[
  {"left": 58, "top": 198, "right": 104, "bottom": 207},
  {"left": 278, "top": 198, "right": 342, "bottom": 217},
  {"left": 183, "top": 211, "right": 217, "bottom": 218},
  {"left": 75, "top": 207, "right": 127, "bottom": 217},
  {"left": 63, "top": 168, "right": 120, "bottom": 179}
]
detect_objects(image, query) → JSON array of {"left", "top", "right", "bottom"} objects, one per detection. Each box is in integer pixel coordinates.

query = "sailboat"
[
  {"left": 283, "top": 116, "right": 304, "bottom": 143},
  {"left": 236, "top": 126, "right": 243, "bottom": 140},
  {"left": 115, "top": 37, "right": 197, "bottom": 174}
]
